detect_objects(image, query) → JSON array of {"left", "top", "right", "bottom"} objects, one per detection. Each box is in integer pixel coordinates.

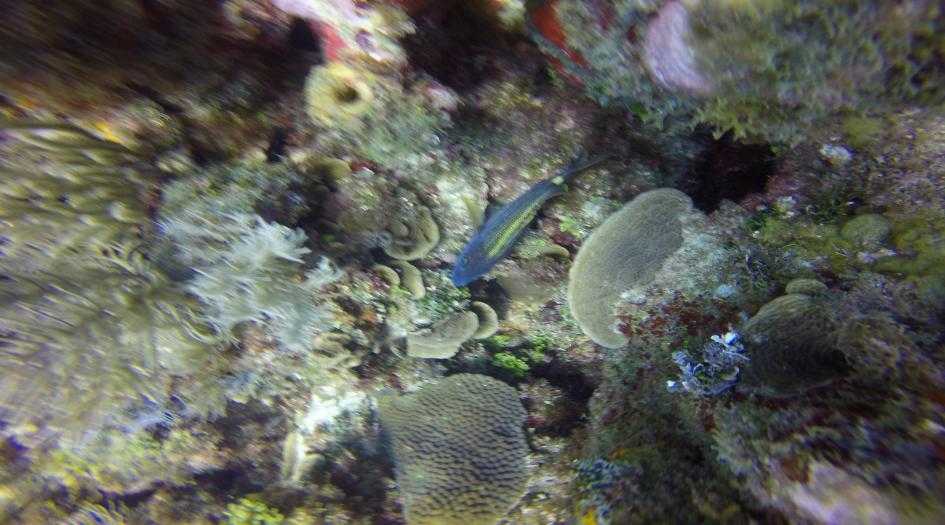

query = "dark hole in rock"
[
  {"left": 401, "top": 0, "right": 526, "bottom": 93},
  {"left": 335, "top": 83, "right": 360, "bottom": 103},
  {"left": 687, "top": 134, "right": 778, "bottom": 213},
  {"left": 288, "top": 17, "right": 321, "bottom": 53}
]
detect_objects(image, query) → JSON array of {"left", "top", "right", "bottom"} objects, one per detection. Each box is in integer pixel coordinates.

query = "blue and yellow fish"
[{"left": 451, "top": 153, "right": 608, "bottom": 286}]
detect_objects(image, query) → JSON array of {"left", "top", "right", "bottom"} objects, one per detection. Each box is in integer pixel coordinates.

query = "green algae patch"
[
  {"left": 840, "top": 213, "right": 892, "bottom": 246},
  {"left": 567, "top": 189, "right": 693, "bottom": 348},
  {"left": 874, "top": 217, "right": 945, "bottom": 295}
]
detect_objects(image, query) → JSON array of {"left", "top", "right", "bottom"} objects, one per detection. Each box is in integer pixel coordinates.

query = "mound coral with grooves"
[
  {"left": 377, "top": 374, "right": 529, "bottom": 525},
  {"left": 740, "top": 291, "right": 848, "bottom": 397}
]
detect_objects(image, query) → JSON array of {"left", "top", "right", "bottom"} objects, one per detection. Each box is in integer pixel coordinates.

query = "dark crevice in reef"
[
  {"left": 265, "top": 126, "right": 291, "bottom": 162},
  {"left": 401, "top": 1, "right": 529, "bottom": 93},
  {"left": 194, "top": 466, "right": 262, "bottom": 497},
  {"left": 287, "top": 16, "right": 322, "bottom": 54},
  {"left": 127, "top": 83, "right": 215, "bottom": 165},
  {"left": 686, "top": 134, "right": 779, "bottom": 213}
]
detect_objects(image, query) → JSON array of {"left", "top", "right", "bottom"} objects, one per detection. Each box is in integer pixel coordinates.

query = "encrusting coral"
[{"left": 529, "top": 0, "right": 945, "bottom": 143}]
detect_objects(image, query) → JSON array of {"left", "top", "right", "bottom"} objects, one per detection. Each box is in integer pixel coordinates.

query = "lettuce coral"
[{"left": 0, "top": 121, "right": 218, "bottom": 442}]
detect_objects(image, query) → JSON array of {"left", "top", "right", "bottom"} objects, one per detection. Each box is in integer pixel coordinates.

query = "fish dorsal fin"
[
  {"left": 484, "top": 200, "right": 505, "bottom": 221},
  {"left": 463, "top": 196, "right": 486, "bottom": 230}
]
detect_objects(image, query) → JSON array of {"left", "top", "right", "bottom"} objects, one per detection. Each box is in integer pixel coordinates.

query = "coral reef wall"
[{"left": 1, "top": 1, "right": 944, "bottom": 524}]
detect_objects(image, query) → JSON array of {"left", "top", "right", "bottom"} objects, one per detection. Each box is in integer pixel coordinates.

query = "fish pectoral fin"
[{"left": 462, "top": 196, "right": 485, "bottom": 229}]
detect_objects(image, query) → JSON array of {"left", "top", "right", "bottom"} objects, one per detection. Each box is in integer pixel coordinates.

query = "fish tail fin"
[{"left": 558, "top": 150, "right": 610, "bottom": 183}]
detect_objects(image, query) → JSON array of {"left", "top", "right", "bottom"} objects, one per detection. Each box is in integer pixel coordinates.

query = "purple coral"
[{"left": 643, "top": 1, "right": 712, "bottom": 95}]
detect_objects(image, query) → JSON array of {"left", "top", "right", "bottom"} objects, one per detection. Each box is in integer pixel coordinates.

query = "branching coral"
[
  {"left": 157, "top": 162, "right": 340, "bottom": 354},
  {"left": 186, "top": 215, "right": 338, "bottom": 353}
]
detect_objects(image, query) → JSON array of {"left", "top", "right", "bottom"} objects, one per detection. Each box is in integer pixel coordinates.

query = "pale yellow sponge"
[
  {"left": 304, "top": 62, "right": 376, "bottom": 130},
  {"left": 377, "top": 374, "right": 529, "bottom": 525}
]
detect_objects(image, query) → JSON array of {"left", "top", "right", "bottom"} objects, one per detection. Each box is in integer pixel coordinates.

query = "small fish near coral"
[{"left": 451, "top": 153, "right": 608, "bottom": 286}]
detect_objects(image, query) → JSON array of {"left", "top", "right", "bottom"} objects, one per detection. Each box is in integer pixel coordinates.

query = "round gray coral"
[
  {"left": 568, "top": 188, "right": 693, "bottom": 348},
  {"left": 378, "top": 374, "right": 529, "bottom": 525},
  {"left": 741, "top": 293, "right": 848, "bottom": 397}
]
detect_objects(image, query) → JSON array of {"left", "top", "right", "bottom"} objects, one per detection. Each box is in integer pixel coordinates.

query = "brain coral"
[
  {"left": 568, "top": 188, "right": 693, "bottom": 348},
  {"left": 377, "top": 374, "right": 529, "bottom": 525}
]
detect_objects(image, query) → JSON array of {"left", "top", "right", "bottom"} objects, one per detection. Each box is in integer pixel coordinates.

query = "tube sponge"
[
  {"left": 377, "top": 374, "right": 528, "bottom": 525},
  {"left": 304, "top": 62, "right": 455, "bottom": 165},
  {"left": 567, "top": 188, "right": 693, "bottom": 348},
  {"left": 304, "top": 62, "right": 377, "bottom": 130}
]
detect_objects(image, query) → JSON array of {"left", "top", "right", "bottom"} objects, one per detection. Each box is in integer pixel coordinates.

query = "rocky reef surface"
[{"left": 1, "top": 1, "right": 943, "bottom": 524}]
